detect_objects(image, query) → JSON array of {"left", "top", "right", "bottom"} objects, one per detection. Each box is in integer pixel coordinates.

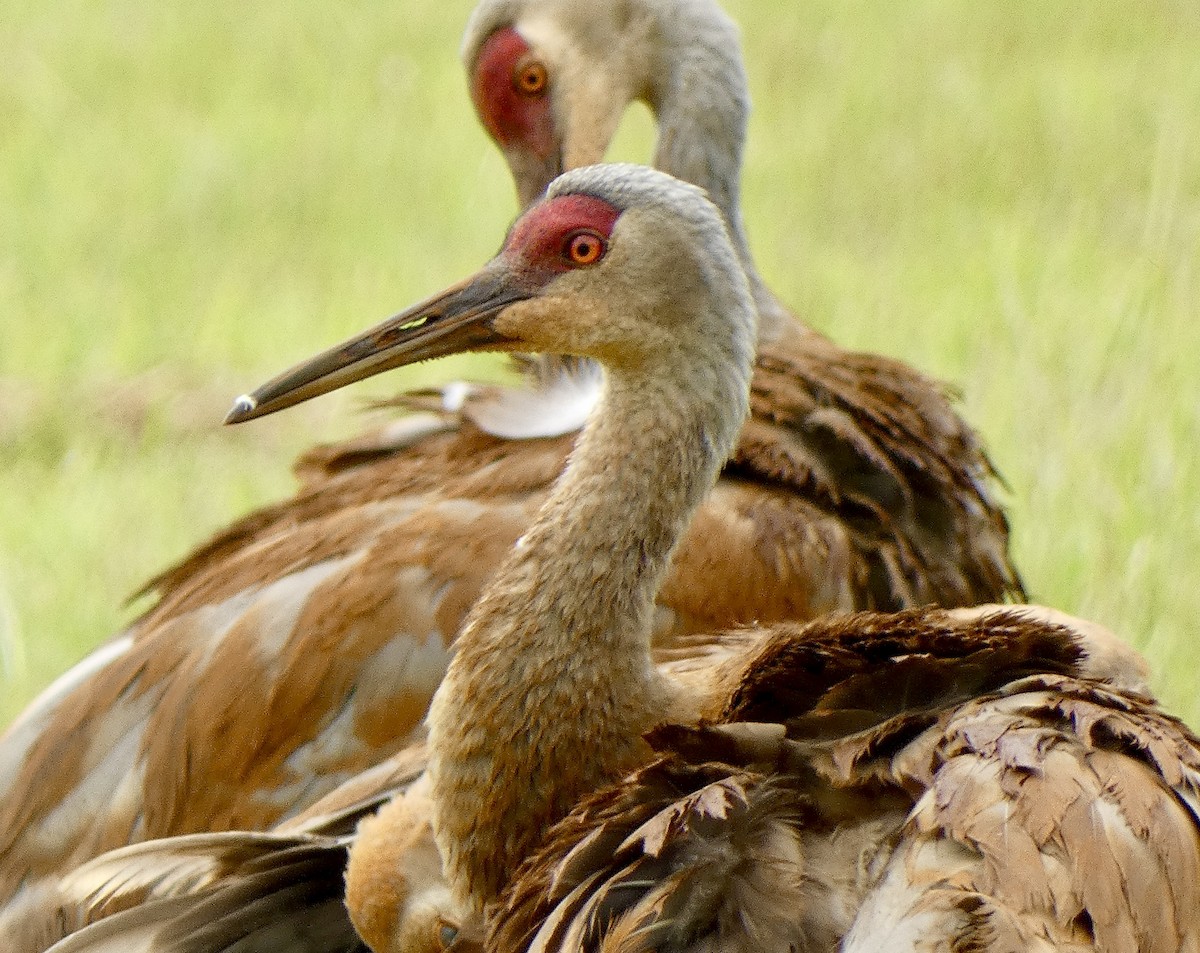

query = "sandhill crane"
[
  {"left": 48, "top": 166, "right": 1197, "bottom": 952},
  {"left": 0, "top": 0, "right": 1021, "bottom": 938},
  {"left": 242, "top": 164, "right": 1200, "bottom": 949}
]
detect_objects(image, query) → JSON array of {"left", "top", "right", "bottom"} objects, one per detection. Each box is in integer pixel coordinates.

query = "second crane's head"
[
  {"left": 461, "top": 0, "right": 748, "bottom": 208},
  {"left": 226, "top": 165, "right": 754, "bottom": 439}
]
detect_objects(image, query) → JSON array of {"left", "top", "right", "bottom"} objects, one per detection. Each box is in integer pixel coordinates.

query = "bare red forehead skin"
[
  {"left": 503, "top": 194, "right": 622, "bottom": 276},
  {"left": 471, "top": 27, "right": 557, "bottom": 158}
]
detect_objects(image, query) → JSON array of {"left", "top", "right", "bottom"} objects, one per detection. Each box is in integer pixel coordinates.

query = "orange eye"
[
  {"left": 514, "top": 59, "right": 548, "bottom": 95},
  {"left": 566, "top": 231, "right": 605, "bottom": 265}
]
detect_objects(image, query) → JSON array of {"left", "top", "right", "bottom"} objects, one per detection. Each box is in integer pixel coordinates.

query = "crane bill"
[{"left": 225, "top": 268, "right": 530, "bottom": 424}]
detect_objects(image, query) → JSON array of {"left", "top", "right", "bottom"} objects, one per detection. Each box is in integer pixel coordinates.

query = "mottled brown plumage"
[
  {"left": 491, "top": 609, "right": 1200, "bottom": 953},
  {"left": 0, "top": 330, "right": 1016, "bottom": 930},
  {"left": 42, "top": 609, "right": 1191, "bottom": 953},
  {"left": 19, "top": 749, "right": 428, "bottom": 953}
]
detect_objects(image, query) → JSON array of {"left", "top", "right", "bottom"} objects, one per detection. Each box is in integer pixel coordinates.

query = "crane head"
[
  {"left": 462, "top": 0, "right": 661, "bottom": 208},
  {"left": 225, "top": 165, "right": 753, "bottom": 427}
]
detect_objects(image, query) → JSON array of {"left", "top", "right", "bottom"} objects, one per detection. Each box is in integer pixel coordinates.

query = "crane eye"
[
  {"left": 513, "top": 59, "right": 548, "bottom": 95},
  {"left": 436, "top": 920, "right": 459, "bottom": 949},
  {"left": 565, "top": 231, "right": 605, "bottom": 266}
]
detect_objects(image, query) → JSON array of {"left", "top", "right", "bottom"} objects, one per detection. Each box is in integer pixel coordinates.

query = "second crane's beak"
[{"left": 225, "top": 266, "right": 532, "bottom": 424}]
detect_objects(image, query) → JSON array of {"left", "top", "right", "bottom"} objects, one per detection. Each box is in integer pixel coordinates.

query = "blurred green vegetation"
[{"left": 1, "top": 0, "right": 1198, "bottom": 726}]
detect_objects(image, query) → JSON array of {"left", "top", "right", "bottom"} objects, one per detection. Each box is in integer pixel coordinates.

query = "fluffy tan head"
[
  {"left": 345, "top": 782, "right": 478, "bottom": 953},
  {"left": 490, "top": 168, "right": 755, "bottom": 413}
]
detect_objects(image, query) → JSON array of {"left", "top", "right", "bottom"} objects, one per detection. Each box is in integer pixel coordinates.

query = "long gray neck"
[
  {"left": 427, "top": 342, "right": 750, "bottom": 910},
  {"left": 647, "top": 0, "right": 788, "bottom": 340}
]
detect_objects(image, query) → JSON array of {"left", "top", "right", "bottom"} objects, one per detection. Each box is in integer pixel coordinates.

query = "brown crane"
[
  {"left": 44, "top": 167, "right": 1198, "bottom": 953},
  {"left": 0, "top": 0, "right": 1020, "bottom": 938}
]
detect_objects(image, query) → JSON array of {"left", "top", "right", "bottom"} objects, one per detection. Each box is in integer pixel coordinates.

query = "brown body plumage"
[
  {"left": 492, "top": 608, "right": 1198, "bottom": 953},
  {"left": 27, "top": 749, "right": 430, "bottom": 953},
  {"left": 0, "top": 0, "right": 1020, "bottom": 935},
  {"left": 37, "top": 611, "right": 1187, "bottom": 953}
]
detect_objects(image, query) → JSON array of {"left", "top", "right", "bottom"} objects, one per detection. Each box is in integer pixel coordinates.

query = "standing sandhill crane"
[
  {"left": 0, "top": 0, "right": 1021, "bottom": 939},
  {"left": 40, "top": 167, "right": 1197, "bottom": 952},
  {"left": 232, "top": 165, "right": 1199, "bottom": 950}
]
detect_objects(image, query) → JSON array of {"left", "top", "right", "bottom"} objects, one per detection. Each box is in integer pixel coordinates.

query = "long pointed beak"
[{"left": 225, "top": 265, "right": 531, "bottom": 424}]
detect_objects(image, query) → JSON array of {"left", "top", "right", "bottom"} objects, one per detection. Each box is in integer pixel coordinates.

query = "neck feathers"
[
  {"left": 647, "top": 0, "right": 788, "bottom": 339},
  {"left": 427, "top": 339, "right": 750, "bottom": 911}
]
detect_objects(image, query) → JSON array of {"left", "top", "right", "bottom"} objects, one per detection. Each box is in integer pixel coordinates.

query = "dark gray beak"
[{"left": 225, "top": 266, "right": 532, "bottom": 424}]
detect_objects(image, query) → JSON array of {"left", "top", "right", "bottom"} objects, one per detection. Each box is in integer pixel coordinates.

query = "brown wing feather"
[
  {"left": 490, "top": 613, "right": 1200, "bottom": 953},
  {"left": 839, "top": 678, "right": 1200, "bottom": 952},
  {"left": 740, "top": 333, "right": 1022, "bottom": 610},
  {"left": 42, "top": 841, "right": 367, "bottom": 953},
  {"left": 493, "top": 756, "right": 841, "bottom": 953},
  {"left": 38, "top": 613, "right": 1193, "bottom": 953},
  {"left": 15, "top": 751, "right": 429, "bottom": 953}
]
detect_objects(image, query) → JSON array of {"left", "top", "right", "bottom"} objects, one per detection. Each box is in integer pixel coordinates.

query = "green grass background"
[{"left": 2, "top": 0, "right": 1198, "bottom": 728}]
